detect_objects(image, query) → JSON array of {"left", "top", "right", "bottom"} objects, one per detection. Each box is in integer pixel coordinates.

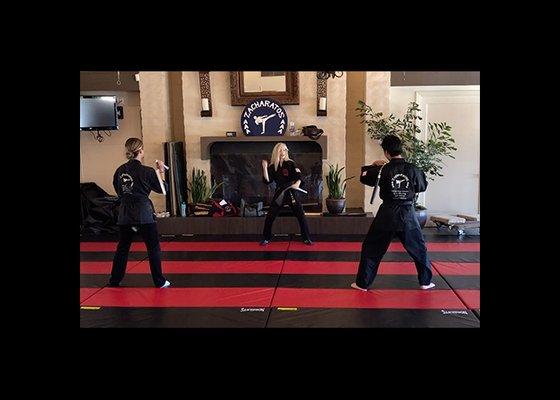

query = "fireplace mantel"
[{"left": 200, "top": 135, "right": 327, "bottom": 160}]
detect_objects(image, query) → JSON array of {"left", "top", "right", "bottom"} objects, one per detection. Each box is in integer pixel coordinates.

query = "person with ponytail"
[
  {"left": 260, "top": 143, "right": 313, "bottom": 245},
  {"left": 108, "top": 138, "right": 171, "bottom": 288}
]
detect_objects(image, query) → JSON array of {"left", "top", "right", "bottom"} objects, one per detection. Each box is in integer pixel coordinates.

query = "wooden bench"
[{"left": 430, "top": 214, "right": 480, "bottom": 235}]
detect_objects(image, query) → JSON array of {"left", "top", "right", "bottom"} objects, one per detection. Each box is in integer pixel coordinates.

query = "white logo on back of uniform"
[
  {"left": 390, "top": 173, "right": 410, "bottom": 200},
  {"left": 391, "top": 174, "right": 409, "bottom": 189},
  {"left": 121, "top": 173, "right": 134, "bottom": 194}
]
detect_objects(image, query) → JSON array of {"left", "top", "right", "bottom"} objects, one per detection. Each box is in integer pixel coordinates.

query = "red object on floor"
[
  {"left": 271, "top": 287, "right": 467, "bottom": 309},
  {"left": 455, "top": 290, "right": 480, "bottom": 309},
  {"left": 81, "top": 287, "right": 276, "bottom": 307},
  {"left": 432, "top": 262, "right": 480, "bottom": 275},
  {"left": 131, "top": 260, "right": 284, "bottom": 274},
  {"left": 281, "top": 261, "right": 440, "bottom": 275},
  {"left": 287, "top": 242, "right": 480, "bottom": 252}
]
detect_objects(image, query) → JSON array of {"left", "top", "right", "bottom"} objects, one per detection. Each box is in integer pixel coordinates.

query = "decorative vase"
[
  {"left": 415, "top": 207, "right": 428, "bottom": 228},
  {"left": 326, "top": 198, "right": 346, "bottom": 214}
]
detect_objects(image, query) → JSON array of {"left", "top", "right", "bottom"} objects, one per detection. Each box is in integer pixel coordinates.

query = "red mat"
[
  {"left": 271, "top": 288, "right": 467, "bottom": 309},
  {"left": 161, "top": 241, "right": 290, "bottom": 251},
  {"left": 80, "top": 241, "right": 177, "bottom": 252},
  {"left": 131, "top": 260, "right": 284, "bottom": 274},
  {"left": 281, "top": 261, "right": 441, "bottom": 275},
  {"left": 455, "top": 290, "right": 480, "bottom": 309},
  {"left": 432, "top": 262, "right": 480, "bottom": 275},
  {"left": 81, "top": 287, "right": 275, "bottom": 307},
  {"left": 80, "top": 261, "right": 143, "bottom": 274},
  {"left": 80, "top": 260, "right": 481, "bottom": 276},
  {"left": 81, "top": 241, "right": 478, "bottom": 252},
  {"left": 80, "top": 288, "right": 102, "bottom": 303},
  {"left": 80, "top": 262, "right": 115, "bottom": 274},
  {"left": 288, "top": 242, "right": 480, "bottom": 252}
]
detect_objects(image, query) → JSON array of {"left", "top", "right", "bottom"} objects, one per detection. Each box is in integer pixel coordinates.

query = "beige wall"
[
  {"left": 181, "top": 71, "right": 347, "bottom": 209},
  {"left": 363, "top": 72, "right": 391, "bottom": 214},
  {"left": 80, "top": 72, "right": 479, "bottom": 218},
  {"left": 345, "top": 71, "right": 366, "bottom": 209},
  {"left": 80, "top": 91, "right": 142, "bottom": 195},
  {"left": 138, "top": 72, "right": 175, "bottom": 211},
  {"left": 79, "top": 72, "right": 392, "bottom": 214}
]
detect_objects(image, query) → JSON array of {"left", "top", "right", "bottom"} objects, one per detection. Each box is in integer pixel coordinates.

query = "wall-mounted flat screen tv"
[{"left": 80, "top": 95, "right": 118, "bottom": 131}]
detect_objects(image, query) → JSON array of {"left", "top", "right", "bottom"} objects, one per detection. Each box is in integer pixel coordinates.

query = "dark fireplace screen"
[{"left": 210, "top": 141, "right": 323, "bottom": 213}]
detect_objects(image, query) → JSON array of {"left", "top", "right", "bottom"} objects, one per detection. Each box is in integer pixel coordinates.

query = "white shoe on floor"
[
  {"left": 420, "top": 282, "right": 435, "bottom": 290},
  {"left": 160, "top": 280, "right": 171, "bottom": 288},
  {"left": 351, "top": 282, "right": 368, "bottom": 292}
]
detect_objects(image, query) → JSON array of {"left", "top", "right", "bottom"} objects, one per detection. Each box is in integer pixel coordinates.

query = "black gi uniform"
[
  {"left": 356, "top": 158, "right": 432, "bottom": 288},
  {"left": 109, "top": 159, "right": 168, "bottom": 287},
  {"left": 262, "top": 160, "right": 311, "bottom": 242}
]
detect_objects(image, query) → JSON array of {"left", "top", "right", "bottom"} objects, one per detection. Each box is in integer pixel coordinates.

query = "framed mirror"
[{"left": 230, "top": 71, "right": 299, "bottom": 106}]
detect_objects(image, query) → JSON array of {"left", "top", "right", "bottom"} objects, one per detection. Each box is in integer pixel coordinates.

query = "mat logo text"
[{"left": 441, "top": 310, "right": 468, "bottom": 315}]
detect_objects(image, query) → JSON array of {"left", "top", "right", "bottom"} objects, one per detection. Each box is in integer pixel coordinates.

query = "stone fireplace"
[{"left": 201, "top": 136, "right": 327, "bottom": 213}]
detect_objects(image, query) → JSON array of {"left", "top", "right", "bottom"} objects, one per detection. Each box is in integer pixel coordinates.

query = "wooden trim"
[{"left": 230, "top": 72, "right": 300, "bottom": 105}]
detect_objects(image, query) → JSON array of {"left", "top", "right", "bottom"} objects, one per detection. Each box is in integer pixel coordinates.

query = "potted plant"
[
  {"left": 187, "top": 168, "right": 223, "bottom": 215},
  {"left": 325, "top": 163, "right": 354, "bottom": 214},
  {"left": 356, "top": 100, "right": 457, "bottom": 227}
]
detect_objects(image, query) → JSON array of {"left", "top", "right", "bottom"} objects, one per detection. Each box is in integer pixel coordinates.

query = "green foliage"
[
  {"left": 187, "top": 168, "right": 223, "bottom": 204},
  {"left": 356, "top": 100, "right": 457, "bottom": 180},
  {"left": 325, "top": 163, "right": 354, "bottom": 199}
]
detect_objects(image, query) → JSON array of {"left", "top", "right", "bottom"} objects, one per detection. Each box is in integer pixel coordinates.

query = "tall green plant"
[
  {"left": 187, "top": 168, "right": 223, "bottom": 204},
  {"left": 356, "top": 100, "right": 457, "bottom": 180},
  {"left": 326, "top": 163, "right": 354, "bottom": 199}
]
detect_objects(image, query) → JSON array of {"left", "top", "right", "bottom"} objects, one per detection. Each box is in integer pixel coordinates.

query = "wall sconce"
[
  {"left": 317, "top": 75, "right": 328, "bottom": 116},
  {"left": 317, "top": 71, "right": 344, "bottom": 80},
  {"left": 199, "top": 71, "right": 213, "bottom": 117}
]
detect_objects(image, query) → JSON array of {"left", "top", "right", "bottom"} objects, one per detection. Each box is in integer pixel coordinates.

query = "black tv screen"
[{"left": 80, "top": 95, "right": 118, "bottom": 131}]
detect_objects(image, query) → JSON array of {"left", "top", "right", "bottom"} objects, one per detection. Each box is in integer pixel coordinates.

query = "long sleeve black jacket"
[
  {"left": 113, "top": 159, "right": 168, "bottom": 225},
  {"left": 360, "top": 158, "right": 428, "bottom": 230}
]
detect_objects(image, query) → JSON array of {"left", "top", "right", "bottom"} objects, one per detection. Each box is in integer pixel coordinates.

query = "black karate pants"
[
  {"left": 355, "top": 223, "right": 432, "bottom": 288},
  {"left": 263, "top": 191, "right": 311, "bottom": 241},
  {"left": 109, "top": 223, "right": 167, "bottom": 287}
]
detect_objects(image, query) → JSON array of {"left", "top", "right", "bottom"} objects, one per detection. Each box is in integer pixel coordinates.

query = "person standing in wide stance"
[
  {"left": 352, "top": 135, "right": 435, "bottom": 291},
  {"left": 109, "top": 138, "right": 171, "bottom": 288},
  {"left": 260, "top": 143, "right": 313, "bottom": 246}
]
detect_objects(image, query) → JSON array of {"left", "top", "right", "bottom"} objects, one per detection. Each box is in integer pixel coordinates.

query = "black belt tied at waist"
[{"left": 383, "top": 200, "right": 414, "bottom": 206}]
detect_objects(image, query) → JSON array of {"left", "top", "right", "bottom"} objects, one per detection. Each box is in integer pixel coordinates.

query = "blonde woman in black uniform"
[
  {"left": 108, "top": 138, "right": 171, "bottom": 288},
  {"left": 260, "top": 143, "right": 313, "bottom": 246}
]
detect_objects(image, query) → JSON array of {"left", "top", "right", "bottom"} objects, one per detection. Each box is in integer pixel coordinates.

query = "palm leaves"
[
  {"left": 326, "top": 163, "right": 354, "bottom": 199},
  {"left": 187, "top": 168, "right": 223, "bottom": 204}
]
